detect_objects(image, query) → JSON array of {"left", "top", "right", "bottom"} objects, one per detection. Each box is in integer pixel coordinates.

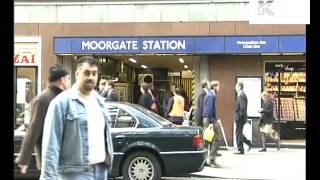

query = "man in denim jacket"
[{"left": 40, "top": 56, "right": 113, "bottom": 180}]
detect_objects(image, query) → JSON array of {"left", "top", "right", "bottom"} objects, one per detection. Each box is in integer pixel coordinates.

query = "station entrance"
[{"left": 86, "top": 54, "right": 195, "bottom": 118}]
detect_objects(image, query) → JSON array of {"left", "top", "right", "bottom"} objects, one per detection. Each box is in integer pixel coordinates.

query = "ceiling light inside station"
[
  {"left": 140, "top": 65, "right": 148, "bottom": 69},
  {"left": 128, "top": 58, "right": 137, "bottom": 63},
  {"left": 178, "top": 58, "right": 184, "bottom": 63},
  {"left": 184, "top": 65, "right": 188, "bottom": 69}
]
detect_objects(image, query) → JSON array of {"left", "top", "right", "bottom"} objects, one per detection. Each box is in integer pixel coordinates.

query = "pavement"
[{"left": 190, "top": 140, "right": 306, "bottom": 180}]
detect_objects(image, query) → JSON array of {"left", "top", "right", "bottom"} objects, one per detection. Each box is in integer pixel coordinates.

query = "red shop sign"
[{"left": 14, "top": 53, "right": 37, "bottom": 65}]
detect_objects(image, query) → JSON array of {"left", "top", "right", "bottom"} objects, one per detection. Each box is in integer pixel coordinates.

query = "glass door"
[{"left": 14, "top": 66, "right": 38, "bottom": 129}]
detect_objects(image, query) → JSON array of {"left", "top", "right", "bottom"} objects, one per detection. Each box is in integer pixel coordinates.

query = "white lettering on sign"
[
  {"left": 14, "top": 54, "right": 36, "bottom": 65},
  {"left": 236, "top": 40, "right": 267, "bottom": 49},
  {"left": 142, "top": 40, "right": 186, "bottom": 50},
  {"left": 82, "top": 39, "right": 186, "bottom": 51},
  {"left": 82, "top": 40, "right": 139, "bottom": 51}
]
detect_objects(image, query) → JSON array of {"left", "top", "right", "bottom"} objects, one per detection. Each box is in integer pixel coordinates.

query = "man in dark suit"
[
  {"left": 234, "top": 82, "right": 252, "bottom": 154},
  {"left": 194, "top": 79, "right": 209, "bottom": 127},
  {"left": 102, "top": 80, "right": 119, "bottom": 101}
]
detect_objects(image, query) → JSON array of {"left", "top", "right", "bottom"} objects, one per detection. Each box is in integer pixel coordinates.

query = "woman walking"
[{"left": 258, "top": 91, "right": 279, "bottom": 152}]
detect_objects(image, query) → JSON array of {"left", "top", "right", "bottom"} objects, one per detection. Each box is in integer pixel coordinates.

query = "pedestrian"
[
  {"left": 102, "top": 80, "right": 119, "bottom": 101},
  {"left": 40, "top": 56, "right": 113, "bottom": 180},
  {"left": 163, "top": 83, "right": 176, "bottom": 118},
  {"left": 98, "top": 79, "right": 107, "bottom": 95},
  {"left": 203, "top": 80, "right": 223, "bottom": 167},
  {"left": 166, "top": 87, "right": 185, "bottom": 125},
  {"left": 180, "top": 84, "right": 190, "bottom": 111},
  {"left": 14, "top": 64, "right": 70, "bottom": 175},
  {"left": 258, "top": 91, "right": 279, "bottom": 152},
  {"left": 194, "top": 79, "right": 209, "bottom": 127},
  {"left": 138, "top": 82, "right": 153, "bottom": 110},
  {"left": 234, "top": 82, "right": 252, "bottom": 154}
]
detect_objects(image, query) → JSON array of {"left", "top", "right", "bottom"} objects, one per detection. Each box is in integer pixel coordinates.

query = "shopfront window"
[
  {"left": 15, "top": 67, "right": 37, "bottom": 129},
  {"left": 264, "top": 61, "right": 306, "bottom": 122}
]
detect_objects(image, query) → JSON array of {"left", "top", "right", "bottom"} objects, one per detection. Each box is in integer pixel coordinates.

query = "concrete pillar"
[
  {"left": 61, "top": 56, "right": 77, "bottom": 84},
  {"left": 193, "top": 56, "right": 210, "bottom": 103}
]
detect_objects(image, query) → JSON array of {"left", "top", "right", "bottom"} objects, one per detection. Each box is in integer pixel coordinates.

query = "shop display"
[
  {"left": 294, "top": 98, "right": 306, "bottom": 121},
  {"left": 274, "top": 98, "right": 295, "bottom": 121},
  {"left": 264, "top": 62, "right": 306, "bottom": 122}
]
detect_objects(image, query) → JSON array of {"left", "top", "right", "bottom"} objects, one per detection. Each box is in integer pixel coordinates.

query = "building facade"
[{"left": 14, "top": 0, "right": 306, "bottom": 144}]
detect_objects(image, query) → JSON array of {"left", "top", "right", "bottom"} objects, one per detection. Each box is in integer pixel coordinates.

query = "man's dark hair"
[
  {"left": 209, "top": 80, "right": 220, "bottom": 90},
  {"left": 237, "top": 82, "right": 244, "bottom": 90},
  {"left": 174, "top": 87, "right": 183, "bottom": 95},
  {"left": 49, "top": 64, "right": 68, "bottom": 83},
  {"left": 77, "top": 56, "right": 98, "bottom": 68},
  {"left": 201, "top": 79, "right": 208, "bottom": 88},
  {"left": 107, "top": 81, "right": 115, "bottom": 88}
]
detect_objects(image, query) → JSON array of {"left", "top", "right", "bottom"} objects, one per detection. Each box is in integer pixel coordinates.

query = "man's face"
[
  {"left": 99, "top": 82, "right": 105, "bottom": 91},
  {"left": 105, "top": 83, "right": 111, "bottom": 91},
  {"left": 215, "top": 84, "right": 220, "bottom": 93},
  {"left": 171, "top": 85, "right": 176, "bottom": 93},
  {"left": 235, "top": 84, "right": 240, "bottom": 93},
  {"left": 61, "top": 75, "right": 71, "bottom": 90},
  {"left": 75, "top": 63, "right": 98, "bottom": 93}
]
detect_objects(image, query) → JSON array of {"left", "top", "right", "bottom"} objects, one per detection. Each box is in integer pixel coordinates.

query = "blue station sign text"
[{"left": 54, "top": 35, "right": 305, "bottom": 54}]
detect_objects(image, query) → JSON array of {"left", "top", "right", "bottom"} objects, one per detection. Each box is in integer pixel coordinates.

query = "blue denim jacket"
[{"left": 40, "top": 88, "right": 114, "bottom": 180}]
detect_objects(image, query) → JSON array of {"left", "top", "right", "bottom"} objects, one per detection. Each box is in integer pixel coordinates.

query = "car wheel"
[{"left": 122, "top": 151, "right": 161, "bottom": 180}]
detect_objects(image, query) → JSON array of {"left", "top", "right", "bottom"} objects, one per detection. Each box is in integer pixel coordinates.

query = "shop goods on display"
[{"left": 294, "top": 98, "right": 306, "bottom": 121}]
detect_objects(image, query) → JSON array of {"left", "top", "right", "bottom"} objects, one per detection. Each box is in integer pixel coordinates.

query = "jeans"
[{"left": 59, "top": 163, "right": 107, "bottom": 180}]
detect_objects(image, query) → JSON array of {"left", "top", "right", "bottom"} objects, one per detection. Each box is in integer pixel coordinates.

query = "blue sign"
[
  {"left": 54, "top": 35, "right": 305, "bottom": 54},
  {"left": 194, "top": 37, "right": 224, "bottom": 54},
  {"left": 139, "top": 37, "right": 194, "bottom": 53},
  {"left": 279, "top": 36, "right": 305, "bottom": 53},
  {"left": 225, "top": 36, "right": 278, "bottom": 53},
  {"left": 54, "top": 38, "right": 72, "bottom": 54},
  {"left": 72, "top": 37, "right": 140, "bottom": 54}
]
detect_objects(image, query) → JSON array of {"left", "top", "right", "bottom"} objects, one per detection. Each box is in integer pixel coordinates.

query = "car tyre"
[{"left": 122, "top": 151, "right": 161, "bottom": 180}]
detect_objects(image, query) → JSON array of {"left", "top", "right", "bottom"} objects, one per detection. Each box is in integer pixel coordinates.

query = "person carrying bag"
[{"left": 203, "top": 124, "right": 215, "bottom": 142}]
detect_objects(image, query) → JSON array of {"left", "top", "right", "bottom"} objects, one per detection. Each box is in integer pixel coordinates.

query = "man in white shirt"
[{"left": 40, "top": 56, "right": 113, "bottom": 180}]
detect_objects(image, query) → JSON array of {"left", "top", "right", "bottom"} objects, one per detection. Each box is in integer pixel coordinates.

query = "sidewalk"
[{"left": 191, "top": 145, "right": 306, "bottom": 180}]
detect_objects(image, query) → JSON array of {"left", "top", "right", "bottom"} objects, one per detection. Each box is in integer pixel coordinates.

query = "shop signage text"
[
  {"left": 54, "top": 35, "right": 305, "bottom": 54},
  {"left": 14, "top": 53, "right": 37, "bottom": 65}
]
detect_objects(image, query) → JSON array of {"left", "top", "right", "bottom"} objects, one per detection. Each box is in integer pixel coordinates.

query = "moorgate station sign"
[{"left": 54, "top": 35, "right": 305, "bottom": 54}]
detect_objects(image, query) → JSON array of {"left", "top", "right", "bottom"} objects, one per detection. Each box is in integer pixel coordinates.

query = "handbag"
[
  {"left": 203, "top": 124, "right": 215, "bottom": 142},
  {"left": 151, "top": 102, "right": 157, "bottom": 111},
  {"left": 148, "top": 91, "right": 158, "bottom": 112}
]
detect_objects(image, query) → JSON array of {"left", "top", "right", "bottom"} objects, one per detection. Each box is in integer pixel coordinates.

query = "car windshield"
[{"left": 130, "top": 104, "right": 173, "bottom": 126}]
